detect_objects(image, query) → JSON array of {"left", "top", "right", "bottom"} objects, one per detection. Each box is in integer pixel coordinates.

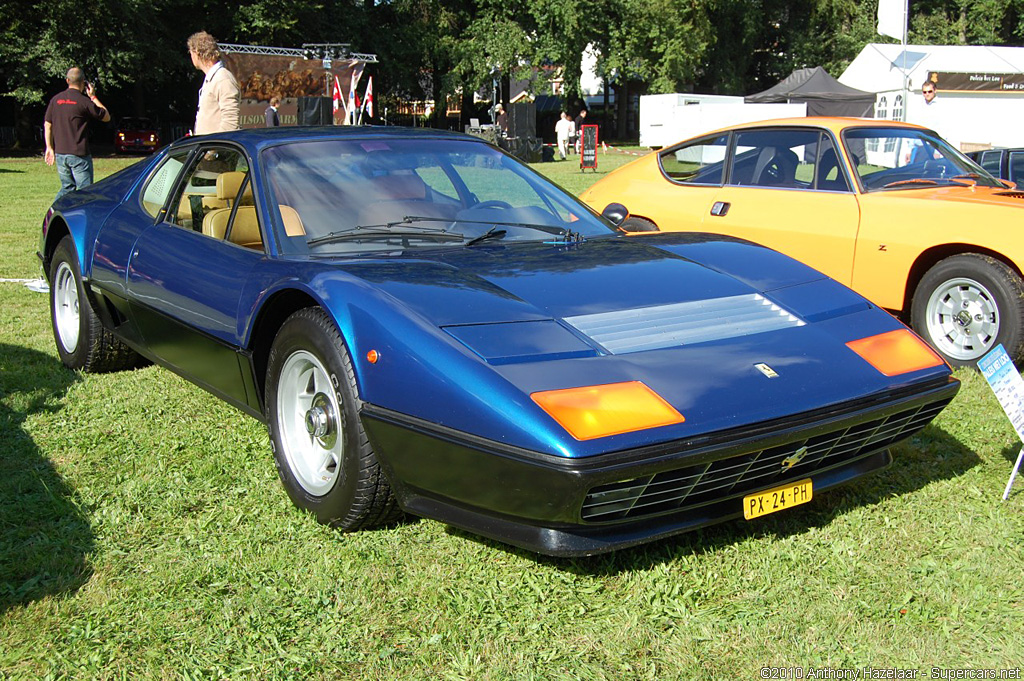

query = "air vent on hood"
[{"left": 563, "top": 293, "right": 805, "bottom": 354}]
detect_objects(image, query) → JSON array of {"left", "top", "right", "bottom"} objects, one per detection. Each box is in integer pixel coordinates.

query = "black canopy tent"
[{"left": 745, "top": 66, "right": 875, "bottom": 118}]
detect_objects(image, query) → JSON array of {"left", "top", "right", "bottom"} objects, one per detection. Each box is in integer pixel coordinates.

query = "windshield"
[
  {"left": 261, "top": 138, "right": 614, "bottom": 255},
  {"left": 842, "top": 127, "right": 1002, "bottom": 192}
]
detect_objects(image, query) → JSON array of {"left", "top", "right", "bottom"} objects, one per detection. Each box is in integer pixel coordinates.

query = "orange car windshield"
[{"left": 841, "top": 127, "right": 1003, "bottom": 192}]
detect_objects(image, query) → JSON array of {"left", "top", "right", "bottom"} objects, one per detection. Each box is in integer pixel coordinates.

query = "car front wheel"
[
  {"left": 620, "top": 216, "right": 659, "bottom": 233},
  {"left": 265, "top": 307, "right": 401, "bottom": 529},
  {"left": 910, "top": 254, "right": 1024, "bottom": 366},
  {"left": 50, "top": 235, "right": 141, "bottom": 372}
]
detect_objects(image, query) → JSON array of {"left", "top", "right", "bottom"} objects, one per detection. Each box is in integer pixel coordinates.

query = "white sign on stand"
[{"left": 977, "top": 344, "right": 1024, "bottom": 500}]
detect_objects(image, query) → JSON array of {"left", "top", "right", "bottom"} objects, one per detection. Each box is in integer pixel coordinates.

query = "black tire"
[
  {"left": 910, "top": 253, "right": 1024, "bottom": 366},
  {"left": 265, "top": 307, "right": 401, "bottom": 529},
  {"left": 620, "top": 216, "right": 659, "bottom": 233},
  {"left": 49, "top": 235, "right": 141, "bottom": 372}
]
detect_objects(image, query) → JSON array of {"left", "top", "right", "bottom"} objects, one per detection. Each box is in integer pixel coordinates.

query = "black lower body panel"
[{"left": 362, "top": 378, "right": 958, "bottom": 557}]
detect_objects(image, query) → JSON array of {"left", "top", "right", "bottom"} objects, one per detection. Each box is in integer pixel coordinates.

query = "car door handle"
[{"left": 710, "top": 201, "right": 730, "bottom": 217}]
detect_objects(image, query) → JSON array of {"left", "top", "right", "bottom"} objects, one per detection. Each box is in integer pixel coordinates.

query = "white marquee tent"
[{"left": 839, "top": 43, "right": 1024, "bottom": 151}]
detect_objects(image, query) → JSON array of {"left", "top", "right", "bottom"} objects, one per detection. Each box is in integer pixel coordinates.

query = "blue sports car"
[{"left": 40, "top": 127, "right": 959, "bottom": 556}]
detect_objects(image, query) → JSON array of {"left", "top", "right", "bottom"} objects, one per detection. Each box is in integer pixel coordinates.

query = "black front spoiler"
[{"left": 362, "top": 377, "right": 959, "bottom": 557}]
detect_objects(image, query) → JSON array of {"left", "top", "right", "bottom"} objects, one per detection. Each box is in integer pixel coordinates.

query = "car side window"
[
  {"left": 658, "top": 134, "right": 728, "bottom": 185},
  {"left": 1009, "top": 152, "right": 1024, "bottom": 185},
  {"left": 140, "top": 150, "right": 191, "bottom": 218},
  {"left": 167, "top": 146, "right": 262, "bottom": 249},
  {"left": 729, "top": 129, "right": 820, "bottom": 188},
  {"left": 979, "top": 150, "right": 1002, "bottom": 176}
]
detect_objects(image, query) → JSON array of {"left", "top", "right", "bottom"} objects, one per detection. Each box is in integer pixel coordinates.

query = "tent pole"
[{"left": 901, "top": 0, "right": 909, "bottom": 121}]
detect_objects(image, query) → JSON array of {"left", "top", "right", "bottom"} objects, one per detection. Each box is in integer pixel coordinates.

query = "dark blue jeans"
[{"left": 55, "top": 153, "right": 94, "bottom": 201}]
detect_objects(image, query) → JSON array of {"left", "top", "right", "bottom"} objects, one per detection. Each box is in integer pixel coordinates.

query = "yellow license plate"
[{"left": 743, "top": 479, "right": 813, "bottom": 520}]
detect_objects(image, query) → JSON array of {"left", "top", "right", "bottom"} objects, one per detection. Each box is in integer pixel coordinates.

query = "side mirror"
[{"left": 601, "top": 202, "right": 629, "bottom": 226}]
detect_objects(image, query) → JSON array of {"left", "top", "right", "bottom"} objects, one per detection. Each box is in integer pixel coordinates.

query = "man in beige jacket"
[{"left": 187, "top": 31, "right": 240, "bottom": 135}]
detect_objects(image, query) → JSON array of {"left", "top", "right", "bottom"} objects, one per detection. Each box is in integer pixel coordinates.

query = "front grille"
[{"left": 581, "top": 396, "right": 951, "bottom": 522}]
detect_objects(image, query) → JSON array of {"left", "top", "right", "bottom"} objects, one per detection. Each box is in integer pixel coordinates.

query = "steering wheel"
[
  {"left": 473, "top": 200, "right": 512, "bottom": 210},
  {"left": 923, "top": 160, "right": 949, "bottom": 178}
]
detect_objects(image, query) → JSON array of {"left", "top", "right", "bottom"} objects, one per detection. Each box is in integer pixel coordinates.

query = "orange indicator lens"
[
  {"left": 846, "top": 329, "right": 945, "bottom": 376},
  {"left": 531, "top": 381, "right": 685, "bottom": 440},
  {"left": 366, "top": 349, "right": 380, "bottom": 364}
]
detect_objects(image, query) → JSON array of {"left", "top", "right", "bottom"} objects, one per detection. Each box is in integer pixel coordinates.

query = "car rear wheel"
[
  {"left": 265, "top": 307, "right": 401, "bottom": 529},
  {"left": 621, "top": 216, "right": 659, "bottom": 233},
  {"left": 50, "top": 235, "right": 141, "bottom": 372},
  {"left": 911, "top": 254, "right": 1024, "bottom": 366}
]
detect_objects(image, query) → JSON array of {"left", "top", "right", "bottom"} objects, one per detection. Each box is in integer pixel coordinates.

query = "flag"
[
  {"left": 363, "top": 77, "right": 374, "bottom": 119},
  {"left": 877, "top": 0, "right": 906, "bottom": 41},
  {"left": 333, "top": 75, "right": 343, "bottom": 114},
  {"left": 347, "top": 65, "right": 364, "bottom": 125}
]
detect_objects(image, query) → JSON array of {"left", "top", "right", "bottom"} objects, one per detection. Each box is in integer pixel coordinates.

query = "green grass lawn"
[{"left": 1, "top": 150, "right": 1022, "bottom": 679}]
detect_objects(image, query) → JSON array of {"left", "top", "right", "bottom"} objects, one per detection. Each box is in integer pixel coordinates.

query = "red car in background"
[{"left": 114, "top": 117, "right": 160, "bottom": 154}]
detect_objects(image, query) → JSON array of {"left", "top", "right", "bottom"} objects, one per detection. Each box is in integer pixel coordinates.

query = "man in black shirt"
[
  {"left": 573, "top": 109, "right": 587, "bottom": 153},
  {"left": 44, "top": 67, "right": 111, "bottom": 200}
]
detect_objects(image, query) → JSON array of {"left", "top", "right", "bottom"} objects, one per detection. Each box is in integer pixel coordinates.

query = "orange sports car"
[{"left": 580, "top": 117, "right": 1024, "bottom": 366}]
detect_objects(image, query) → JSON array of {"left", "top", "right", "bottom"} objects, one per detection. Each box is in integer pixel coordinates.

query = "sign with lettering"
[
  {"left": 221, "top": 53, "right": 364, "bottom": 127},
  {"left": 978, "top": 344, "right": 1024, "bottom": 499},
  {"left": 928, "top": 71, "right": 1024, "bottom": 93},
  {"left": 581, "top": 125, "right": 598, "bottom": 171}
]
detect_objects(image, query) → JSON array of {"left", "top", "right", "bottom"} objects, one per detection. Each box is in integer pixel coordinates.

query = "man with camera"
[{"left": 44, "top": 67, "right": 111, "bottom": 200}]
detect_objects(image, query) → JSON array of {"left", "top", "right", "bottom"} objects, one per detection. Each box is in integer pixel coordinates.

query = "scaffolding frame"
[{"left": 219, "top": 43, "right": 378, "bottom": 63}]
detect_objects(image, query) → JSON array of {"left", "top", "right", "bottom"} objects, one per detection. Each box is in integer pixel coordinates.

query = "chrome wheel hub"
[
  {"left": 53, "top": 261, "right": 80, "bottom": 354},
  {"left": 277, "top": 350, "right": 343, "bottom": 496},
  {"left": 925, "top": 277, "right": 999, "bottom": 361},
  {"left": 304, "top": 393, "right": 337, "bottom": 448}
]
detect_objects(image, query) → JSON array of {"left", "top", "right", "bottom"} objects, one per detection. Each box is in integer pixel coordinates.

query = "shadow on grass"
[
  {"left": 998, "top": 443, "right": 1024, "bottom": 465},
  {"left": 0, "top": 342, "right": 92, "bottom": 614},
  {"left": 0, "top": 168, "right": 25, "bottom": 174},
  {"left": 449, "top": 424, "right": 979, "bottom": 571}
]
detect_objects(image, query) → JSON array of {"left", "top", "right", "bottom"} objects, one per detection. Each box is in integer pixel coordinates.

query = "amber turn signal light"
[
  {"left": 846, "top": 329, "right": 945, "bottom": 376},
  {"left": 531, "top": 381, "right": 685, "bottom": 441}
]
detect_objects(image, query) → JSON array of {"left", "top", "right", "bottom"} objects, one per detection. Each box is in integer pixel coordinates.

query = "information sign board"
[
  {"left": 580, "top": 125, "right": 598, "bottom": 171},
  {"left": 978, "top": 344, "right": 1024, "bottom": 499}
]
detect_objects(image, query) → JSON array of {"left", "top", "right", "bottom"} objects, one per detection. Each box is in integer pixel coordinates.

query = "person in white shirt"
[{"left": 555, "top": 112, "right": 572, "bottom": 160}]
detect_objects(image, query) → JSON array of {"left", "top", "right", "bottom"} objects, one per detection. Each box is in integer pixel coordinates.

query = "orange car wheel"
[{"left": 911, "top": 254, "right": 1024, "bottom": 366}]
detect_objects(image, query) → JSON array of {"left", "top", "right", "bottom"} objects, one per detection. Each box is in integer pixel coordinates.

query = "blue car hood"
[
  {"left": 324, "top": 233, "right": 944, "bottom": 454},
  {"left": 340, "top": 234, "right": 825, "bottom": 327}
]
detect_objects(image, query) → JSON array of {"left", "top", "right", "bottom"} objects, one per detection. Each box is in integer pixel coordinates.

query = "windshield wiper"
[
  {"left": 550, "top": 228, "right": 585, "bottom": 244},
  {"left": 307, "top": 228, "right": 462, "bottom": 247},
  {"left": 881, "top": 178, "right": 939, "bottom": 189},
  {"left": 307, "top": 217, "right": 458, "bottom": 247},
  {"left": 465, "top": 226, "right": 507, "bottom": 247},
  {"left": 948, "top": 173, "right": 985, "bottom": 187},
  {"left": 308, "top": 215, "right": 583, "bottom": 247}
]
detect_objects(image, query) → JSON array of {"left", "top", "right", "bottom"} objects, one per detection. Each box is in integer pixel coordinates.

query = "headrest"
[{"left": 216, "top": 171, "right": 253, "bottom": 203}]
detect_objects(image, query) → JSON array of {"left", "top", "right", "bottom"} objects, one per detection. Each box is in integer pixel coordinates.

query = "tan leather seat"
[
  {"left": 202, "top": 207, "right": 233, "bottom": 239},
  {"left": 202, "top": 205, "right": 263, "bottom": 249},
  {"left": 202, "top": 171, "right": 254, "bottom": 210},
  {"left": 227, "top": 206, "right": 262, "bottom": 249},
  {"left": 279, "top": 205, "right": 306, "bottom": 236}
]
